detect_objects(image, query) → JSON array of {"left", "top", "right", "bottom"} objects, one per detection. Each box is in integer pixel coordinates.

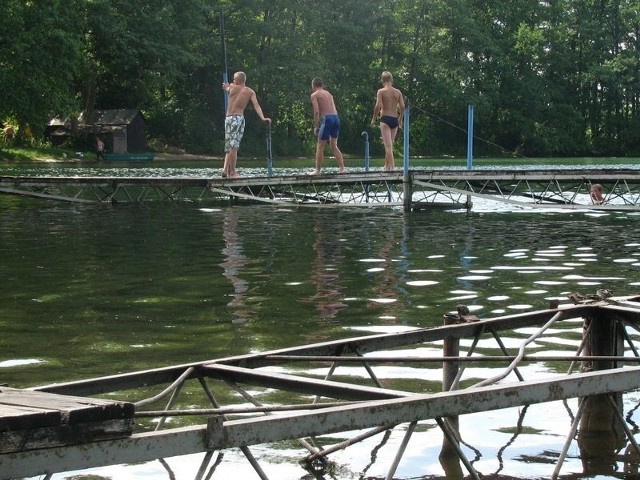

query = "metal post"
[
  {"left": 402, "top": 173, "right": 412, "bottom": 212},
  {"left": 466, "top": 105, "right": 474, "bottom": 210},
  {"left": 362, "top": 131, "right": 370, "bottom": 172},
  {"left": 577, "top": 310, "right": 626, "bottom": 477},
  {"left": 466, "top": 105, "right": 474, "bottom": 170},
  {"left": 362, "top": 131, "right": 371, "bottom": 201},
  {"left": 403, "top": 101, "right": 410, "bottom": 175},
  {"left": 219, "top": 10, "right": 229, "bottom": 114},
  {"left": 441, "top": 315, "right": 460, "bottom": 462},
  {"left": 266, "top": 123, "right": 273, "bottom": 176},
  {"left": 402, "top": 101, "right": 412, "bottom": 211}
]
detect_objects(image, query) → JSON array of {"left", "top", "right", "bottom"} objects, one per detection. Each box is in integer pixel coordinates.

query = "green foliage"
[
  {"left": 0, "top": 0, "right": 86, "bottom": 141},
  {"left": 2, "top": 0, "right": 640, "bottom": 157}
]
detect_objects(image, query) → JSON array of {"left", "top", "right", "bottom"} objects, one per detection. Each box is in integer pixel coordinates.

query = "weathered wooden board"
[{"left": 0, "top": 387, "right": 134, "bottom": 453}]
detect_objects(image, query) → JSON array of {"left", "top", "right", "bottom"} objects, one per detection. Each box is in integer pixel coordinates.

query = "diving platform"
[
  {"left": 3, "top": 292, "right": 640, "bottom": 479},
  {"left": 2, "top": 168, "right": 640, "bottom": 209}
]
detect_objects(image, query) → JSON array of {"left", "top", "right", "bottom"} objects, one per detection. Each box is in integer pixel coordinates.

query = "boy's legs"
[
  {"left": 329, "top": 137, "right": 345, "bottom": 173},
  {"left": 380, "top": 123, "right": 395, "bottom": 171}
]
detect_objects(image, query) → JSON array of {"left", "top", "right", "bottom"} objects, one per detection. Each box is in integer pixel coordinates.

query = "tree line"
[{"left": 1, "top": 0, "right": 639, "bottom": 158}]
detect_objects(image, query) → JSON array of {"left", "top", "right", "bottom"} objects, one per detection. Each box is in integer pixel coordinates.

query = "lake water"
[{"left": 2, "top": 162, "right": 640, "bottom": 479}]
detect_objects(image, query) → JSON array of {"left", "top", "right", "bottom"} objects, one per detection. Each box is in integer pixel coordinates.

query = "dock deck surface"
[{"left": 0, "top": 387, "right": 133, "bottom": 454}]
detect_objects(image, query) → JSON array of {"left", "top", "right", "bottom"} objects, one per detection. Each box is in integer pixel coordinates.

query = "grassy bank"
[
  {"left": 0, "top": 146, "right": 84, "bottom": 162},
  {"left": 1, "top": 145, "right": 638, "bottom": 168}
]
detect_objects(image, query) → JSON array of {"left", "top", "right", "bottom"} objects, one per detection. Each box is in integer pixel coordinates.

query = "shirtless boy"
[
  {"left": 371, "top": 71, "right": 405, "bottom": 171},
  {"left": 310, "top": 77, "right": 346, "bottom": 175},
  {"left": 221, "top": 71, "right": 271, "bottom": 178}
]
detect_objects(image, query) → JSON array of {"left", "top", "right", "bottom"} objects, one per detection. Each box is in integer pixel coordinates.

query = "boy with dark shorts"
[
  {"left": 371, "top": 71, "right": 405, "bottom": 171},
  {"left": 310, "top": 77, "right": 346, "bottom": 175}
]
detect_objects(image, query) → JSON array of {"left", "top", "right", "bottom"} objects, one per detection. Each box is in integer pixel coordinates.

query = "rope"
[{"left": 409, "top": 103, "right": 527, "bottom": 159}]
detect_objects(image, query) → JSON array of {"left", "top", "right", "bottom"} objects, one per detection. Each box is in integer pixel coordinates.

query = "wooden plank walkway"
[{"left": 0, "top": 387, "right": 133, "bottom": 454}]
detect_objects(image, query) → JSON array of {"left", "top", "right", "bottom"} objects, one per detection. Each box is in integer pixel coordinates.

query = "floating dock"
[
  {"left": 2, "top": 169, "right": 640, "bottom": 209},
  {"left": 2, "top": 291, "right": 640, "bottom": 479}
]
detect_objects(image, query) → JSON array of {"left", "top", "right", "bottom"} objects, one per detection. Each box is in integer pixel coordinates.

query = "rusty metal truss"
[
  {"left": 3, "top": 294, "right": 640, "bottom": 479},
  {"left": 2, "top": 169, "right": 640, "bottom": 209}
]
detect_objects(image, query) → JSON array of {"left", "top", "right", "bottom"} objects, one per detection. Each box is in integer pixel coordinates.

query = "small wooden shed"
[
  {"left": 81, "top": 109, "right": 148, "bottom": 154},
  {"left": 46, "top": 109, "right": 148, "bottom": 153}
]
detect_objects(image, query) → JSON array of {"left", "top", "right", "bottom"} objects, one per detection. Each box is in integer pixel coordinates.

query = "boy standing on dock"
[
  {"left": 221, "top": 71, "right": 271, "bottom": 178},
  {"left": 371, "top": 71, "right": 405, "bottom": 171},
  {"left": 310, "top": 77, "right": 346, "bottom": 175}
]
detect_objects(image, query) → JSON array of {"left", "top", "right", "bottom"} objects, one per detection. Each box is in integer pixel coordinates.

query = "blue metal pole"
[
  {"left": 362, "top": 131, "right": 370, "bottom": 172},
  {"left": 362, "top": 131, "right": 370, "bottom": 201},
  {"left": 219, "top": 10, "right": 229, "bottom": 114},
  {"left": 466, "top": 105, "right": 474, "bottom": 170},
  {"left": 403, "top": 102, "right": 410, "bottom": 175},
  {"left": 267, "top": 123, "right": 273, "bottom": 176}
]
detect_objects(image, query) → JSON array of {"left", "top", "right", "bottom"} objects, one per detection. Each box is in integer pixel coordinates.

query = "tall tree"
[{"left": 0, "top": 0, "right": 86, "bottom": 140}]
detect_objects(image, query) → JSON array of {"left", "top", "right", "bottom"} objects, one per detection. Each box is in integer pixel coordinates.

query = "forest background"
[{"left": 1, "top": 0, "right": 639, "bottom": 159}]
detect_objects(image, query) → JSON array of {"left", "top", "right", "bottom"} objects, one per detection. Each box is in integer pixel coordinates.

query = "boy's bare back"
[
  {"left": 311, "top": 89, "right": 338, "bottom": 116},
  {"left": 377, "top": 85, "right": 404, "bottom": 116}
]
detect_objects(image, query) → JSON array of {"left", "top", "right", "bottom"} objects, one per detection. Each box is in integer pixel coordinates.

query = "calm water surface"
[{"left": 2, "top": 163, "right": 640, "bottom": 479}]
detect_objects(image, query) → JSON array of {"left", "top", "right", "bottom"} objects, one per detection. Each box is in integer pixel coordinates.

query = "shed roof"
[
  {"left": 47, "top": 110, "right": 146, "bottom": 129},
  {"left": 81, "top": 109, "right": 144, "bottom": 126}
]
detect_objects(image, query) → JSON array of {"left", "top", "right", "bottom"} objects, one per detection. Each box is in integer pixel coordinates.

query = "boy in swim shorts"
[
  {"left": 221, "top": 71, "right": 271, "bottom": 178},
  {"left": 225, "top": 114, "right": 245, "bottom": 153},
  {"left": 371, "top": 71, "right": 405, "bottom": 171},
  {"left": 310, "top": 77, "right": 346, "bottom": 175}
]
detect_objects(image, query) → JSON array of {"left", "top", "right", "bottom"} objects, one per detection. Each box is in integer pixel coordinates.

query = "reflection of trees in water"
[{"left": 221, "top": 208, "right": 254, "bottom": 324}]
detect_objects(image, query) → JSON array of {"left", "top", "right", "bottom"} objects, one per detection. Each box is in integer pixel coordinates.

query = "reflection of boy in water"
[
  {"left": 221, "top": 208, "right": 253, "bottom": 323},
  {"left": 308, "top": 217, "right": 347, "bottom": 320}
]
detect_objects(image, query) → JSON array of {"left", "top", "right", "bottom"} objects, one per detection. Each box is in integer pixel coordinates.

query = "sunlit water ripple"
[{"left": 2, "top": 162, "right": 640, "bottom": 479}]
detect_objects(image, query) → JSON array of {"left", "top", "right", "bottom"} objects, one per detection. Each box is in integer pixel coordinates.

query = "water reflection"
[
  {"left": 577, "top": 395, "right": 626, "bottom": 477},
  {"left": 363, "top": 215, "right": 406, "bottom": 321},
  {"left": 4, "top": 196, "right": 640, "bottom": 479},
  {"left": 220, "top": 207, "right": 254, "bottom": 323},
  {"left": 306, "top": 214, "right": 347, "bottom": 320}
]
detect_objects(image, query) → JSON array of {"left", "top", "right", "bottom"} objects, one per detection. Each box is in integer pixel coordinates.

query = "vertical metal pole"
[
  {"left": 577, "top": 311, "right": 626, "bottom": 477},
  {"left": 466, "top": 105, "right": 474, "bottom": 210},
  {"left": 362, "top": 131, "right": 370, "bottom": 172},
  {"left": 402, "top": 101, "right": 412, "bottom": 212},
  {"left": 362, "top": 131, "right": 370, "bottom": 202},
  {"left": 266, "top": 123, "right": 273, "bottom": 176},
  {"left": 466, "top": 105, "right": 474, "bottom": 170},
  {"left": 219, "top": 10, "right": 229, "bottom": 114},
  {"left": 441, "top": 316, "right": 461, "bottom": 466},
  {"left": 403, "top": 101, "right": 410, "bottom": 175}
]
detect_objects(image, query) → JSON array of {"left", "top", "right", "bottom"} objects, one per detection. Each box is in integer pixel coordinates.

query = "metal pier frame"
[
  {"left": 3, "top": 294, "right": 640, "bottom": 479},
  {"left": 3, "top": 169, "right": 640, "bottom": 209}
]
